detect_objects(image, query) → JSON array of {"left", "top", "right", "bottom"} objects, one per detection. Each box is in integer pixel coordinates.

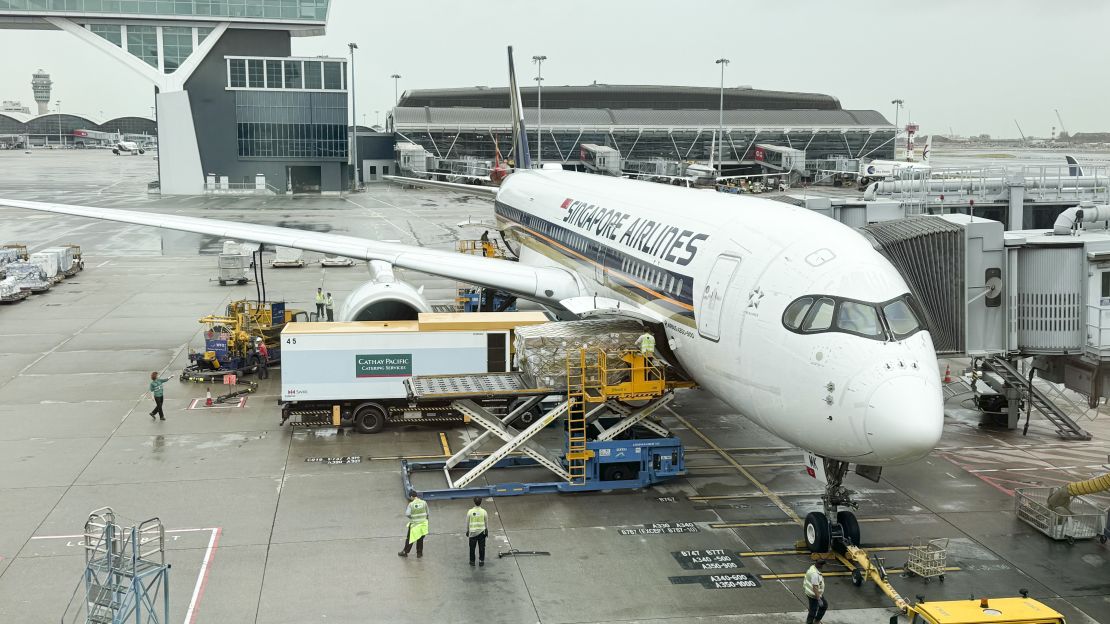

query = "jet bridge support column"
[{"left": 1007, "top": 175, "right": 1026, "bottom": 230}]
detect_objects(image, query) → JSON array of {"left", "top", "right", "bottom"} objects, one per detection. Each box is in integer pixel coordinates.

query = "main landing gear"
[{"left": 803, "top": 458, "right": 861, "bottom": 553}]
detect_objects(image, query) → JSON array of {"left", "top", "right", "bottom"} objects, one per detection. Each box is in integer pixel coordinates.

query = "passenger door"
[{"left": 698, "top": 255, "right": 741, "bottom": 341}]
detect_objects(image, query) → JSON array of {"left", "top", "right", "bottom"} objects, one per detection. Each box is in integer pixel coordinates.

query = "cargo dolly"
[{"left": 400, "top": 349, "right": 690, "bottom": 500}]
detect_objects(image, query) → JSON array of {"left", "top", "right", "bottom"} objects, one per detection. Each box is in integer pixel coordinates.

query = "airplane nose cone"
[{"left": 864, "top": 376, "right": 944, "bottom": 465}]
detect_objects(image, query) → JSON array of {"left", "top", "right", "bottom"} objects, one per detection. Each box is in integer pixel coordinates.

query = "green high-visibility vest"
[
  {"left": 467, "top": 507, "right": 488, "bottom": 535},
  {"left": 407, "top": 499, "right": 428, "bottom": 522}
]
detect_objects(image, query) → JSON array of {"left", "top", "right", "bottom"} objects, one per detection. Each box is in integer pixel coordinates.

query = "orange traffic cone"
[
  {"left": 942, "top": 365, "right": 952, "bottom": 384},
  {"left": 205, "top": 387, "right": 213, "bottom": 407}
]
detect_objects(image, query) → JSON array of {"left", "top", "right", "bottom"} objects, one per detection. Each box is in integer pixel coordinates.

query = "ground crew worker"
[
  {"left": 148, "top": 371, "right": 170, "bottom": 421},
  {"left": 636, "top": 330, "right": 656, "bottom": 358},
  {"left": 255, "top": 338, "right": 269, "bottom": 379},
  {"left": 804, "top": 559, "right": 828, "bottom": 624},
  {"left": 466, "top": 497, "right": 488, "bottom": 567},
  {"left": 398, "top": 492, "right": 429, "bottom": 558},
  {"left": 314, "top": 287, "right": 325, "bottom": 320},
  {"left": 325, "top": 292, "right": 335, "bottom": 321}
]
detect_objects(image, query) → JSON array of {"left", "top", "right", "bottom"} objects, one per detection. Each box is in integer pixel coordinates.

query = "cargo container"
[
  {"left": 279, "top": 311, "right": 548, "bottom": 433},
  {"left": 41, "top": 246, "right": 76, "bottom": 276},
  {"left": 29, "top": 251, "right": 61, "bottom": 283}
]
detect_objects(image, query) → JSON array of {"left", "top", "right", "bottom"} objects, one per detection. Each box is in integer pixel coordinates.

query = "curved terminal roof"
[
  {"left": 0, "top": 112, "right": 156, "bottom": 135},
  {"left": 399, "top": 85, "right": 841, "bottom": 111}
]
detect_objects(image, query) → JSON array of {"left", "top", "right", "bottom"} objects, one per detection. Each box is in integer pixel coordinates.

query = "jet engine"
[{"left": 336, "top": 260, "right": 432, "bottom": 321}]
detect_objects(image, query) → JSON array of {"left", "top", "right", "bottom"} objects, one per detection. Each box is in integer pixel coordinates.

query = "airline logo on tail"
[{"left": 507, "top": 46, "right": 532, "bottom": 170}]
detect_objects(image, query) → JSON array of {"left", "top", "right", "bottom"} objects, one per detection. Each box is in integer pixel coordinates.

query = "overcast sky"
[{"left": 1, "top": 0, "right": 1106, "bottom": 138}]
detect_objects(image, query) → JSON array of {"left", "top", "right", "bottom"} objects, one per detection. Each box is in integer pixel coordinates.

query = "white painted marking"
[
  {"left": 184, "top": 527, "right": 220, "bottom": 624},
  {"left": 96, "top": 260, "right": 111, "bottom": 268}
]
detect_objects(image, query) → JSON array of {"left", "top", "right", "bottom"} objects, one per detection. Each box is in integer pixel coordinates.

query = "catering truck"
[{"left": 279, "top": 311, "right": 548, "bottom": 433}]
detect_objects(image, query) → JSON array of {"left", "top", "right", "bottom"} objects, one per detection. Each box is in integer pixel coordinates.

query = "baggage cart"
[
  {"left": 1015, "top": 486, "right": 1107, "bottom": 544},
  {"left": 902, "top": 537, "right": 947, "bottom": 582}
]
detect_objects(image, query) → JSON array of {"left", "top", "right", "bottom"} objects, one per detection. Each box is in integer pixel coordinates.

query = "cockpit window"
[
  {"left": 782, "top": 293, "right": 924, "bottom": 341},
  {"left": 804, "top": 298, "right": 835, "bottom": 331},
  {"left": 883, "top": 298, "right": 921, "bottom": 338},
  {"left": 783, "top": 297, "right": 814, "bottom": 330},
  {"left": 836, "top": 301, "right": 883, "bottom": 338}
]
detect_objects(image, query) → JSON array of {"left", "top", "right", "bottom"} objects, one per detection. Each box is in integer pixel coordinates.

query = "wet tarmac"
[{"left": 0, "top": 151, "right": 1108, "bottom": 623}]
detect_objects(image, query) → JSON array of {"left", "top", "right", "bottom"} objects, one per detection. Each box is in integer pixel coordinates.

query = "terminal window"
[
  {"left": 89, "top": 24, "right": 121, "bottom": 47},
  {"left": 5, "top": 0, "right": 330, "bottom": 21},
  {"left": 126, "top": 25, "right": 158, "bottom": 68},
  {"left": 162, "top": 26, "right": 193, "bottom": 73},
  {"left": 225, "top": 57, "right": 345, "bottom": 92}
]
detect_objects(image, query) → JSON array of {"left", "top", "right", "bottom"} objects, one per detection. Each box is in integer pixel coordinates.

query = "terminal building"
[
  {"left": 0, "top": 0, "right": 348, "bottom": 194},
  {"left": 0, "top": 111, "right": 155, "bottom": 148},
  {"left": 391, "top": 85, "right": 894, "bottom": 177}
]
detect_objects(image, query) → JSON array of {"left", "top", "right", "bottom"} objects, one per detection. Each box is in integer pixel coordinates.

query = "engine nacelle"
[{"left": 337, "top": 260, "right": 432, "bottom": 321}]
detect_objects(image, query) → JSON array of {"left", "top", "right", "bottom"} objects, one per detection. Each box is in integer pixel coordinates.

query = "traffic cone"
[
  {"left": 942, "top": 364, "right": 952, "bottom": 384},
  {"left": 205, "top": 387, "right": 213, "bottom": 407}
]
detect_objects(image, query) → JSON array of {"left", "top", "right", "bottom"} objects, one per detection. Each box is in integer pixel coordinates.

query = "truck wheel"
[
  {"left": 602, "top": 463, "right": 637, "bottom": 482},
  {"left": 354, "top": 403, "right": 387, "bottom": 434}
]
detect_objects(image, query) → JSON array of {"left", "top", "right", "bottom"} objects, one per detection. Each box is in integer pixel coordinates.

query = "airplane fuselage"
[{"left": 495, "top": 169, "right": 943, "bottom": 466}]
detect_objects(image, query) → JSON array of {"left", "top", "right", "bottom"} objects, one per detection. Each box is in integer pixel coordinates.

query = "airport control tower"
[{"left": 31, "top": 69, "right": 52, "bottom": 115}]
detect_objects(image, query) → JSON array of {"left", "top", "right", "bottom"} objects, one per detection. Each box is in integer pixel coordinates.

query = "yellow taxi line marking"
[
  {"left": 670, "top": 410, "right": 802, "bottom": 524},
  {"left": 439, "top": 432, "right": 452, "bottom": 456},
  {"left": 739, "top": 546, "right": 910, "bottom": 557},
  {"left": 710, "top": 518, "right": 892, "bottom": 529},
  {"left": 760, "top": 566, "right": 960, "bottom": 581}
]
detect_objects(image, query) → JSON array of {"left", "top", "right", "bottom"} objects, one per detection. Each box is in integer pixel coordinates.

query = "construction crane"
[
  {"left": 1054, "top": 109, "right": 1069, "bottom": 142},
  {"left": 1013, "top": 119, "right": 1026, "bottom": 144}
]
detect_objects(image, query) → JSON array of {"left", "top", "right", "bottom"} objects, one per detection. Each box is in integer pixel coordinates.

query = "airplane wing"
[
  {"left": 384, "top": 175, "right": 498, "bottom": 196},
  {"left": 0, "top": 198, "right": 581, "bottom": 303}
]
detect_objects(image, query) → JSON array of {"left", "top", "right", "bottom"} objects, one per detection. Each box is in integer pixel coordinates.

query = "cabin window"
[
  {"left": 836, "top": 302, "right": 883, "bottom": 338},
  {"left": 803, "top": 298, "right": 835, "bottom": 331},
  {"left": 882, "top": 298, "right": 921, "bottom": 339},
  {"left": 782, "top": 293, "right": 923, "bottom": 341}
]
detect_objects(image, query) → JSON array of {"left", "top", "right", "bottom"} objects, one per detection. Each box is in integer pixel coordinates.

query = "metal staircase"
[
  {"left": 61, "top": 507, "right": 170, "bottom": 624},
  {"left": 565, "top": 350, "right": 602, "bottom": 486},
  {"left": 981, "top": 356, "right": 1092, "bottom": 440}
]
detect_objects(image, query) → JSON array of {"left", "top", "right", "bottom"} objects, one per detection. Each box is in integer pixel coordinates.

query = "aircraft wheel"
[
  {"left": 804, "top": 512, "right": 831, "bottom": 553},
  {"left": 837, "top": 510, "right": 861, "bottom": 547}
]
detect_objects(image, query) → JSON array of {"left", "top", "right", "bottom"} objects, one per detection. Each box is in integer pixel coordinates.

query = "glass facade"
[
  {"left": 225, "top": 57, "right": 345, "bottom": 92},
  {"left": 89, "top": 22, "right": 121, "bottom": 45},
  {"left": 234, "top": 90, "right": 347, "bottom": 160},
  {"left": 0, "top": 0, "right": 330, "bottom": 22},
  {"left": 126, "top": 24, "right": 158, "bottom": 67},
  {"left": 161, "top": 26, "right": 193, "bottom": 72}
]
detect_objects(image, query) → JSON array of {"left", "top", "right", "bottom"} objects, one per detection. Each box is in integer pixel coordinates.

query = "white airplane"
[
  {"left": 112, "top": 140, "right": 145, "bottom": 155},
  {"left": 858, "top": 135, "right": 931, "bottom": 185},
  {"left": 0, "top": 46, "right": 943, "bottom": 554}
]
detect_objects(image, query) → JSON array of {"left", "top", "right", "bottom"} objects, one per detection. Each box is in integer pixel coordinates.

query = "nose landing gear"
[{"left": 803, "top": 458, "right": 861, "bottom": 553}]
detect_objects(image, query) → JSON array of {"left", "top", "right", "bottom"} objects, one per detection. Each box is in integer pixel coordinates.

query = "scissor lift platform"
[{"left": 400, "top": 351, "right": 688, "bottom": 500}]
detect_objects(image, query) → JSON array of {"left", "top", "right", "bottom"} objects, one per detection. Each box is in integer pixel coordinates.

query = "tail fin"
[
  {"left": 507, "top": 46, "right": 532, "bottom": 170},
  {"left": 921, "top": 135, "right": 932, "bottom": 164},
  {"left": 1066, "top": 155, "right": 1084, "bottom": 177}
]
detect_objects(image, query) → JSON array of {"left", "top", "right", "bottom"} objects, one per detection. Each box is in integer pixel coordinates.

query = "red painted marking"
[{"left": 560, "top": 198, "right": 572, "bottom": 209}]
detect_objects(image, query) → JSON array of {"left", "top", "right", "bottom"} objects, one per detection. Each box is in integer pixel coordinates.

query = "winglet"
[
  {"left": 507, "top": 46, "right": 532, "bottom": 170},
  {"left": 1066, "top": 155, "right": 1084, "bottom": 177}
]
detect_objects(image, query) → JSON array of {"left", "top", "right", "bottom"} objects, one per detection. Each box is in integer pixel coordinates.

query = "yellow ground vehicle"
[
  {"left": 903, "top": 596, "right": 1065, "bottom": 623},
  {"left": 182, "top": 300, "right": 308, "bottom": 381}
]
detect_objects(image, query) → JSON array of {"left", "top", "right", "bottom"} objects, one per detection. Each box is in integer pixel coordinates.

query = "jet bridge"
[{"left": 862, "top": 210, "right": 1110, "bottom": 439}]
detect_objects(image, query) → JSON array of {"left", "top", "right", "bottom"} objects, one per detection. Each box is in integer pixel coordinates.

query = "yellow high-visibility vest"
[
  {"left": 803, "top": 565, "right": 824, "bottom": 598},
  {"left": 467, "top": 507, "right": 488, "bottom": 535},
  {"left": 636, "top": 332, "right": 656, "bottom": 355},
  {"left": 315, "top": 291, "right": 325, "bottom": 304},
  {"left": 407, "top": 499, "right": 428, "bottom": 522}
]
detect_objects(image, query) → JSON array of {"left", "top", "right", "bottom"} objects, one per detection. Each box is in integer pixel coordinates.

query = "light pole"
[
  {"left": 714, "top": 58, "right": 729, "bottom": 173},
  {"left": 348, "top": 42, "right": 360, "bottom": 189},
  {"left": 375, "top": 110, "right": 380, "bottom": 127},
  {"left": 532, "top": 55, "right": 547, "bottom": 167},
  {"left": 891, "top": 99, "right": 904, "bottom": 159},
  {"left": 391, "top": 73, "right": 402, "bottom": 106},
  {"left": 56, "top": 100, "right": 62, "bottom": 147}
]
